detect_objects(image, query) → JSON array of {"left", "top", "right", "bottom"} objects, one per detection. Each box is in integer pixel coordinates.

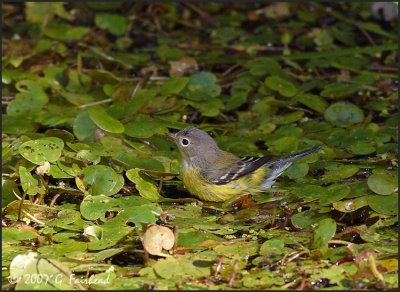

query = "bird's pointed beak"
[{"left": 166, "top": 132, "right": 177, "bottom": 142}]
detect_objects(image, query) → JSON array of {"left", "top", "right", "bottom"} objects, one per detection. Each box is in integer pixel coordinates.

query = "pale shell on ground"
[{"left": 142, "top": 225, "right": 175, "bottom": 257}]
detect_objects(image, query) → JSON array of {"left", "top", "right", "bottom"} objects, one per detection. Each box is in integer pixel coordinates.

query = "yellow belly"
[{"left": 181, "top": 165, "right": 267, "bottom": 202}]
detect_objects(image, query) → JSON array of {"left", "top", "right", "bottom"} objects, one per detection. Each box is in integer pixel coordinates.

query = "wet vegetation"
[{"left": 2, "top": 2, "right": 398, "bottom": 290}]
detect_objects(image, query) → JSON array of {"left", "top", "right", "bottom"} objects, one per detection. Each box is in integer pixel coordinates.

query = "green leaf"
[
  {"left": 73, "top": 111, "right": 98, "bottom": 142},
  {"left": 95, "top": 13, "right": 129, "bottom": 35},
  {"left": 82, "top": 165, "right": 124, "bottom": 196},
  {"left": 259, "top": 238, "right": 285, "bottom": 256},
  {"left": 271, "top": 111, "right": 304, "bottom": 125},
  {"left": 88, "top": 107, "right": 125, "bottom": 133},
  {"left": 294, "top": 93, "right": 328, "bottom": 113},
  {"left": 311, "top": 218, "right": 336, "bottom": 253},
  {"left": 246, "top": 57, "right": 283, "bottom": 76},
  {"left": 367, "top": 193, "right": 398, "bottom": 216},
  {"left": 19, "top": 166, "right": 44, "bottom": 196},
  {"left": 18, "top": 137, "right": 64, "bottom": 165},
  {"left": 181, "top": 72, "right": 221, "bottom": 101},
  {"left": 332, "top": 196, "right": 369, "bottom": 213},
  {"left": 186, "top": 98, "right": 223, "bottom": 117},
  {"left": 3, "top": 228, "right": 38, "bottom": 244},
  {"left": 320, "top": 83, "right": 360, "bottom": 98},
  {"left": 2, "top": 116, "right": 34, "bottom": 134},
  {"left": 367, "top": 173, "right": 398, "bottom": 195},
  {"left": 321, "top": 164, "right": 359, "bottom": 182},
  {"left": 122, "top": 205, "right": 159, "bottom": 228},
  {"left": 177, "top": 231, "right": 224, "bottom": 249},
  {"left": 7, "top": 80, "right": 48, "bottom": 116},
  {"left": 291, "top": 210, "right": 329, "bottom": 229},
  {"left": 80, "top": 195, "right": 120, "bottom": 220},
  {"left": 349, "top": 142, "right": 376, "bottom": 155},
  {"left": 153, "top": 257, "right": 184, "bottom": 279},
  {"left": 319, "top": 184, "right": 351, "bottom": 205},
  {"left": 160, "top": 77, "right": 189, "bottom": 95},
  {"left": 324, "top": 102, "right": 364, "bottom": 127},
  {"left": 44, "top": 21, "right": 90, "bottom": 41},
  {"left": 47, "top": 209, "right": 81, "bottom": 227},
  {"left": 2, "top": 179, "right": 21, "bottom": 206},
  {"left": 114, "top": 153, "right": 165, "bottom": 172},
  {"left": 265, "top": 76, "right": 298, "bottom": 97},
  {"left": 124, "top": 120, "right": 168, "bottom": 138},
  {"left": 286, "top": 162, "right": 309, "bottom": 179},
  {"left": 294, "top": 185, "right": 325, "bottom": 200},
  {"left": 126, "top": 168, "right": 162, "bottom": 202}
]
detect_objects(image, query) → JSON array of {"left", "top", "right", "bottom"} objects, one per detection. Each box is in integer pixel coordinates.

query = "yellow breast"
[{"left": 181, "top": 164, "right": 267, "bottom": 202}]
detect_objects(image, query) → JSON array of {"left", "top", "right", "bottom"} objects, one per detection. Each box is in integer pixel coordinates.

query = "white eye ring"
[{"left": 181, "top": 138, "right": 189, "bottom": 146}]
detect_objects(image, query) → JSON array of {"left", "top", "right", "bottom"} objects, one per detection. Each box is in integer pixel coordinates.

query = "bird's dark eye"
[{"left": 181, "top": 138, "right": 189, "bottom": 146}]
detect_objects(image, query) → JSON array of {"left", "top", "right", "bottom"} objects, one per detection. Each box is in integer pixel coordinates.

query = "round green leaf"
[
  {"left": 153, "top": 257, "right": 183, "bottom": 279},
  {"left": 124, "top": 120, "right": 168, "bottom": 138},
  {"left": 271, "top": 111, "right": 304, "bottom": 125},
  {"left": 320, "top": 83, "right": 360, "bottom": 98},
  {"left": 367, "top": 173, "right": 397, "bottom": 195},
  {"left": 349, "top": 142, "right": 376, "bottom": 155},
  {"left": 95, "top": 13, "right": 129, "bottom": 35},
  {"left": 18, "top": 137, "right": 64, "bottom": 165},
  {"left": 246, "top": 57, "right": 282, "bottom": 76},
  {"left": 2, "top": 116, "right": 34, "bottom": 134},
  {"left": 332, "top": 196, "right": 369, "bottom": 213},
  {"left": 286, "top": 163, "right": 309, "bottom": 179},
  {"left": 186, "top": 98, "right": 223, "bottom": 117},
  {"left": 181, "top": 72, "right": 221, "bottom": 101},
  {"left": 80, "top": 195, "right": 119, "bottom": 220},
  {"left": 19, "top": 167, "right": 45, "bottom": 196},
  {"left": 2, "top": 179, "right": 21, "bottom": 206},
  {"left": 311, "top": 218, "right": 336, "bottom": 251},
  {"left": 160, "top": 77, "right": 189, "bottom": 95},
  {"left": 319, "top": 184, "right": 351, "bottom": 205},
  {"left": 3, "top": 228, "right": 38, "bottom": 244},
  {"left": 48, "top": 209, "right": 81, "bottom": 227},
  {"left": 367, "top": 193, "right": 398, "bottom": 216},
  {"left": 88, "top": 107, "right": 125, "bottom": 133},
  {"left": 294, "top": 185, "right": 325, "bottom": 200},
  {"left": 7, "top": 80, "right": 48, "bottom": 117},
  {"left": 259, "top": 238, "right": 285, "bottom": 256},
  {"left": 294, "top": 94, "right": 328, "bottom": 113},
  {"left": 265, "top": 76, "right": 298, "bottom": 97},
  {"left": 126, "top": 168, "right": 162, "bottom": 202},
  {"left": 44, "top": 22, "right": 90, "bottom": 41},
  {"left": 82, "top": 165, "right": 124, "bottom": 196},
  {"left": 324, "top": 102, "right": 364, "bottom": 127},
  {"left": 291, "top": 210, "right": 329, "bottom": 229}
]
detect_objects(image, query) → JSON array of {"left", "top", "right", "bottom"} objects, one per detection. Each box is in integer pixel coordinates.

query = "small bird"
[{"left": 168, "top": 126, "right": 321, "bottom": 202}]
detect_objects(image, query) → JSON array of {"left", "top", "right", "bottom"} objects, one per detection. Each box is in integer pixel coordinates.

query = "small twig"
[
  {"left": 281, "top": 250, "right": 307, "bottom": 266},
  {"left": 221, "top": 63, "right": 241, "bottom": 77},
  {"left": 49, "top": 192, "right": 63, "bottom": 207},
  {"left": 228, "top": 259, "right": 240, "bottom": 287},
  {"left": 367, "top": 253, "right": 385, "bottom": 284},
  {"left": 328, "top": 239, "right": 354, "bottom": 246},
  {"left": 366, "top": 65, "right": 399, "bottom": 73},
  {"left": 354, "top": 22, "right": 376, "bottom": 46},
  {"left": 78, "top": 98, "right": 113, "bottom": 109},
  {"left": 130, "top": 80, "right": 143, "bottom": 100},
  {"left": 282, "top": 278, "right": 301, "bottom": 289},
  {"left": 214, "top": 256, "right": 224, "bottom": 277},
  {"left": 296, "top": 278, "right": 307, "bottom": 290},
  {"left": 22, "top": 211, "right": 46, "bottom": 225}
]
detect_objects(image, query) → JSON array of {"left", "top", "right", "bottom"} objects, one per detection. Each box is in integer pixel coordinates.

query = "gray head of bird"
[{"left": 167, "top": 126, "right": 220, "bottom": 164}]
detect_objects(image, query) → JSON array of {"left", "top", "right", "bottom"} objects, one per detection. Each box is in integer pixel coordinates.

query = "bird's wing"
[{"left": 203, "top": 155, "right": 272, "bottom": 185}]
